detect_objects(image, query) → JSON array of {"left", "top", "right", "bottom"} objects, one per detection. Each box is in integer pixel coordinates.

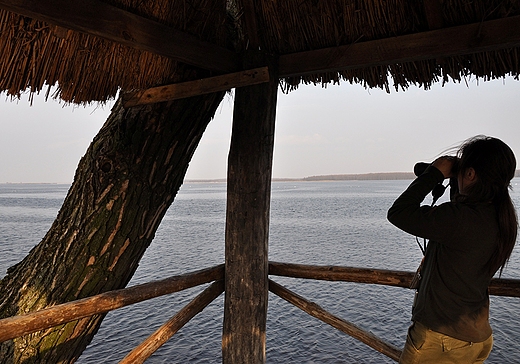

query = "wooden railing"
[
  {"left": 269, "top": 262, "right": 520, "bottom": 361},
  {"left": 269, "top": 262, "right": 520, "bottom": 297},
  {"left": 0, "top": 265, "right": 224, "bottom": 343},
  {"left": 1, "top": 262, "right": 519, "bottom": 363}
]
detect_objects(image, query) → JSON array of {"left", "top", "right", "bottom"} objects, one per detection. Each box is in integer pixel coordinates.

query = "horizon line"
[{"left": 3, "top": 170, "right": 520, "bottom": 184}]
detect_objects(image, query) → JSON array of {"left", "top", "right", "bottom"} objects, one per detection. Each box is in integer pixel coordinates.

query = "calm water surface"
[{"left": 1, "top": 180, "right": 519, "bottom": 363}]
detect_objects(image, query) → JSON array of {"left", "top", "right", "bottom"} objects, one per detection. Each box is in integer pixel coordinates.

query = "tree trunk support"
[
  {"left": 222, "top": 52, "right": 278, "bottom": 364},
  {"left": 0, "top": 92, "right": 225, "bottom": 363}
]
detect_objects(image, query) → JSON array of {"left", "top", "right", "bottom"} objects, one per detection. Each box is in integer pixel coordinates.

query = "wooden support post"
[{"left": 222, "top": 53, "right": 278, "bottom": 364}]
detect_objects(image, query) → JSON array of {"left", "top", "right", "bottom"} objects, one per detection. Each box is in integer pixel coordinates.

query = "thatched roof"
[{"left": 0, "top": 0, "right": 519, "bottom": 103}]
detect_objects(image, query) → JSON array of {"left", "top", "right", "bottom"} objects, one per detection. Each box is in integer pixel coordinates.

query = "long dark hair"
[{"left": 456, "top": 136, "right": 518, "bottom": 276}]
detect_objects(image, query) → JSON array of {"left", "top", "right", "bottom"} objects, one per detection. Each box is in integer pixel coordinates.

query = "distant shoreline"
[
  {"left": 187, "top": 172, "right": 419, "bottom": 183},
  {"left": 186, "top": 170, "right": 520, "bottom": 183},
  {"left": 3, "top": 170, "right": 520, "bottom": 184}
]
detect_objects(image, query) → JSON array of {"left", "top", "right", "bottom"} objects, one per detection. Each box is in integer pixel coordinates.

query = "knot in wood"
[{"left": 101, "top": 161, "right": 112, "bottom": 173}]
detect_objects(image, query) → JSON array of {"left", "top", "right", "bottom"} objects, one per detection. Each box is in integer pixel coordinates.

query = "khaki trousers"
[{"left": 399, "top": 322, "right": 493, "bottom": 364}]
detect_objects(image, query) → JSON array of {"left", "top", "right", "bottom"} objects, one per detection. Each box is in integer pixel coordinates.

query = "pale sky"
[{"left": 1, "top": 77, "right": 519, "bottom": 183}]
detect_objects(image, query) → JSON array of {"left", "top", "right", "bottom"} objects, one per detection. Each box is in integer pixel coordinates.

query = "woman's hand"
[{"left": 432, "top": 156, "right": 457, "bottom": 179}]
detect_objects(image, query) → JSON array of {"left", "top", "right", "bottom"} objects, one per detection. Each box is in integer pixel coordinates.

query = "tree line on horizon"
[{"left": 187, "top": 170, "right": 520, "bottom": 183}]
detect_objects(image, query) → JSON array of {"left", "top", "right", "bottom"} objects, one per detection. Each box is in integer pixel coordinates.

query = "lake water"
[{"left": 1, "top": 180, "right": 519, "bottom": 363}]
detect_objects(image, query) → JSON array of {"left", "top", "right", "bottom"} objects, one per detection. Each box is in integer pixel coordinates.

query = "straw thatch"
[
  {"left": 0, "top": 0, "right": 228, "bottom": 103},
  {"left": 0, "top": 0, "right": 519, "bottom": 103},
  {"left": 253, "top": 0, "right": 520, "bottom": 92}
]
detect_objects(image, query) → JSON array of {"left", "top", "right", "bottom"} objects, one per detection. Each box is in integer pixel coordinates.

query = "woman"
[{"left": 388, "top": 136, "right": 517, "bottom": 363}]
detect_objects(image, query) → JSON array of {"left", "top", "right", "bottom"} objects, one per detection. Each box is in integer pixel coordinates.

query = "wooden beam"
[
  {"left": 0, "top": 0, "right": 238, "bottom": 73},
  {"left": 279, "top": 15, "right": 520, "bottom": 77},
  {"left": 269, "top": 262, "right": 414, "bottom": 288},
  {"left": 119, "top": 280, "right": 224, "bottom": 364},
  {"left": 222, "top": 53, "right": 278, "bottom": 364},
  {"left": 268, "top": 261, "right": 520, "bottom": 297},
  {"left": 0, "top": 265, "right": 224, "bottom": 343},
  {"left": 488, "top": 277, "right": 520, "bottom": 298},
  {"left": 123, "top": 67, "right": 269, "bottom": 107},
  {"left": 269, "top": 279, "right": 402, "bottom": 362}
]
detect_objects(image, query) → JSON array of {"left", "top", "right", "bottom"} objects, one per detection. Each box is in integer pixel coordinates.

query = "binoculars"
[{"left": 414, "top": 161, "right": 459, "bottom": 203}]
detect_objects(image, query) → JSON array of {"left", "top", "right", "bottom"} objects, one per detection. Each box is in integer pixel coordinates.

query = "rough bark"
[
  {"left": 222, "top": 53, "right": 278, "bottom": 363},
  {"left": 0, "top": 91, "right": 224, "bottom": 363}
]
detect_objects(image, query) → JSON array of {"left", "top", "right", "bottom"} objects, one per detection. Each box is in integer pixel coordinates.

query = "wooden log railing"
[
  {"left": 120, "top": 280, "right": 224, "bottom": 364},
  {"left": 269, "top": 279, "right": 402, "bottom": 362},
  {"left": 0, "top": 264, "right": 224, "bottom": 343},
  {"left": 1, "top": 261, "right": 519, "bottom": 363},
  {"left": 268, "top": 261, "right": 520, "bottom": 362},
  {"left": 269, "top": 261, "right": 520, "bottom": 297}
]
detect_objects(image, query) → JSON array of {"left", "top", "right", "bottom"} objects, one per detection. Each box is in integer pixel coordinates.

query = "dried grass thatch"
[
  {"left": 0, "top": 0, "right": 519, "bottom": 104},
  {"left": 0, "top": 0, "right": 228, "bottom": 103},
  {"left": 247, "top": 0, "right": 520, "bottom": 92}
]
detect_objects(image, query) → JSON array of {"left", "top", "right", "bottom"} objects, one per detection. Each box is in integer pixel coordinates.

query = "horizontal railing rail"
[
  {"left": 0, "top": 264, "right": 224, "bottom": 343},
  {"left": 269, "top": 261, "right": 520, "bottom": 297}
]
